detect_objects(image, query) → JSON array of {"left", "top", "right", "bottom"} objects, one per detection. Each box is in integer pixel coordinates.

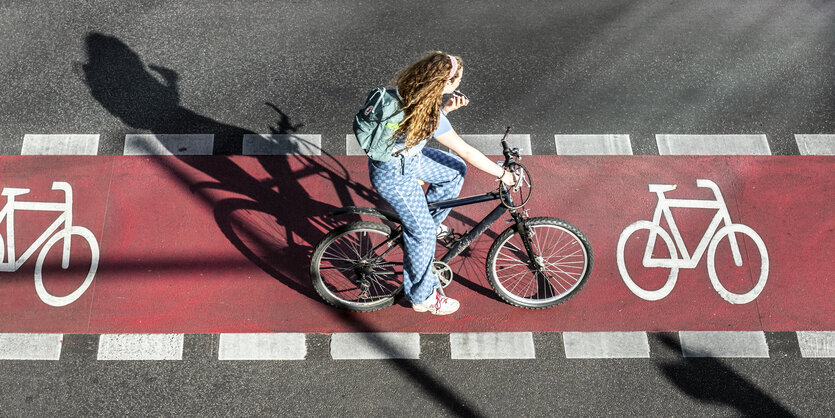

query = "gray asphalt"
[
  {"left": 1, "top": 0, "right": 833, "bottom": 156},
  {"left": 1, "top": 0, "right": 833, "bottom": 416},
  {"left": 1, "top": 333, "right": 833, "bottom": 417}
]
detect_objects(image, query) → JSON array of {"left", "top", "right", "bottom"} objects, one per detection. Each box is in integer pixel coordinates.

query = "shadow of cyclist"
[
  {"left": 79, "top": 32, "right": 378, "bottom": 301},
  {"left": 79, "top": 31, "right": 487, "bottom": 418},
  {"left": 80, "top": 31, "right": 500, "bottom": 303}
]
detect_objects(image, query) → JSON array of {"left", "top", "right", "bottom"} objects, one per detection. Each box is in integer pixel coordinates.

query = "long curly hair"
[{"left": 393, "top": 51, "right": 462, "bottom": 150}]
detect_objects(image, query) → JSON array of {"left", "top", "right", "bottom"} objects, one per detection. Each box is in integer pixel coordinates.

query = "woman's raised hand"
[{"left": 443, "top": 94, "right": 469, "bottom": 114}]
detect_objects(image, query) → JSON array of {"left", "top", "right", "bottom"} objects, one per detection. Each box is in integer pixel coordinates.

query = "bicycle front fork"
[{"left": 510, "top": 210, "right": 543, "bottom": 271}]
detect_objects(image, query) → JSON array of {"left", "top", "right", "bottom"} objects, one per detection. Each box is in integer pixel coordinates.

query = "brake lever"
[{"left": 511, "top": 165, "right": 527, "bottom": 191}]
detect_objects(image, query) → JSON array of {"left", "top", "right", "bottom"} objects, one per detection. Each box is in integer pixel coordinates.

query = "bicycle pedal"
[{"left": 440, "top": 232, "right": 464, "bottom": 248}]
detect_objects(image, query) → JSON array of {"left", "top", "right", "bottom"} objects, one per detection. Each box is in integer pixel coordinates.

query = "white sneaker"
[
  {"left": 436, "top": 224, "right": 451, "bottom": 240},
  {"left": 412, "top": 288, "right": 460, "bottom": 315}
]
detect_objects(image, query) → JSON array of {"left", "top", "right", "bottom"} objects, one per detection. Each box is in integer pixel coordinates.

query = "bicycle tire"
[
  {"left": 310, "top": 221, "right": 403, "bottom": 312},
  {"left": 486, "top": 217, "right": 593, "bottom": 309}
]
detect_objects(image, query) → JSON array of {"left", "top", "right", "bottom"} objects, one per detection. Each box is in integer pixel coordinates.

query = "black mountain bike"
[{"left": 310, "top": 127, "right": 593, "bottom": 311}]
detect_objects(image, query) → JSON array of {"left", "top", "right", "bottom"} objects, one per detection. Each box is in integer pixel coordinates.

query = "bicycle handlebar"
[
  {"left": 500, "top": 126, "right": 518, "bottom": 165},
  {"left": 499, "top": 126, "right": 522, "bottom": 187},
  {"left": 496, "top": 126, "right": 532, "bottom": 209}
]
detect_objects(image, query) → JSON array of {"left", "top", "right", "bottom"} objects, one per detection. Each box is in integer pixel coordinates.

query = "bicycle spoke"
[
  {"left": 504, "top": 267, "right": 532, "bottom": 296},
  {"left": 322, "top": 244, "right": 355, "bottom": 263},
  {"left": 318, "top": 264, "right": 354, "bottom": 271}
]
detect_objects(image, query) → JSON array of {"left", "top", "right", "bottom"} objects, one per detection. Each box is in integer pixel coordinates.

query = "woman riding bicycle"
[{"left": 368, "top": 51, "right": 516, "bottom": 315}]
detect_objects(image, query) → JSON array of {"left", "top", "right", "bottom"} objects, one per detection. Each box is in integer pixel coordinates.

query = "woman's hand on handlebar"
[{"left": 497, "top": 170, "right": 517, "bottom": 187}]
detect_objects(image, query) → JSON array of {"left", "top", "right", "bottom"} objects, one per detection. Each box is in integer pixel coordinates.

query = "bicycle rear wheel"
[
  {"left": 310, "top": 221, "right": 403, "bottom": 312},
  {"left": 486, "top": 217, "right": 593, "bottom": 309}
]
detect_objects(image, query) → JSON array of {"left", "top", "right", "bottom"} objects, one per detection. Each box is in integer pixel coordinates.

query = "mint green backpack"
[{"left": 353, "top": 87, "right": 404, "bottom": 162}]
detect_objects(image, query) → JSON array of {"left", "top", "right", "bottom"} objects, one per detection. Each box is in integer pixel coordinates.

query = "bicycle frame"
[
  {"left": 340, "top": 126, "right": 539, "bottom": 272},
  {"left": 372, "top": 187, "right": 532, "bottom": 266},
  {"left": 0, "top": 182, "right": 74, "bottom": 271},
  {"left": 644, "top": 179, "right": 742, "bottom": 269}
]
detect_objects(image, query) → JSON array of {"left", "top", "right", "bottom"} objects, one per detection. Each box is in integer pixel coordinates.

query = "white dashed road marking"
[
  {"left": 563, "top": 332, "right": 650, "bottom": 358},
  {"left": 21, "top": 134, "right": 100, "bottom": 155},
  {"left": 797, "top": 331, "right": 835, "bottom": 358},
  {"left": 346, "top": 134, "right": 364, "bottom": 156},
  {"left": 678, "top": 331, "right": 769, "bottom": 358},
  {"left": 0, "top": 332, "right": 831, "bottom": 361},
  {"left": 242, "top": 134, "right": 322, "bottom": 155},
  {"left": 458, "top": 134, "right": 532, "bottom": 156},
  {"left": 330, "top": 333, "right": 420, "bottom": 360},
  {"left": 97, "top": 334, "right": 184, "bottom": 361},
  {"left": 124, "top": 134, "right": 215, "bottom": 155},
  {"left": 218, "top": 333, "right": 307, "bottom": 360},
  {"left": 0, "top": 333, "right": 63, "bottom": 360},
  {"left": 449, "top": 332, "right": 536, "bottom": 360},
  {"left": 555, "top": 134, "right": 634, "bottom": 155},
  {"left": 346, "top": 133, "right": 533, "bottom": 157},
  {"left": 795, "top": 134, "right": 835, "bottom": 155},
  {"left": 656, "top": 134, "right": 771, "bottom": 155}
]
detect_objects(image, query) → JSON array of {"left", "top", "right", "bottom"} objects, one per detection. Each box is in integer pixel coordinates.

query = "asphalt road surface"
[{"left": 1, "top": 1, "right": 833, "bottom": 416}]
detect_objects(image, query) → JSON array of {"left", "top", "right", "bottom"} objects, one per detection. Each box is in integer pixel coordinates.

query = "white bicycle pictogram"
[
  {"left": 616, "top": 179, "right": 768, "bottom": 304},
  {"left": 0, "top": 181, "right": 100, "bottom": 307}
]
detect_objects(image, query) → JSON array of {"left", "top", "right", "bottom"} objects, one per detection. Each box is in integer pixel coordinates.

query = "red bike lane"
[{"left": 0, "top": 155, "right": 832, "bottom": 333}]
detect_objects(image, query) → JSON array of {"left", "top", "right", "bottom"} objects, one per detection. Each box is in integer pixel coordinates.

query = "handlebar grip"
[{"left": 500, "top": 126, "right": 512, "bottom": 145}]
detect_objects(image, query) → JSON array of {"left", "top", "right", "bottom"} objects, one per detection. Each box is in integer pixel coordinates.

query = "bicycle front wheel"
[
  {"left": 486, "top": 217, "right": 593, "bottom": 309},
  {"left": 34, "top": 226, "right": 100, "bottom": 307},
  {"left": 310, "top": 221, "right": 403, "bottom": 312}
]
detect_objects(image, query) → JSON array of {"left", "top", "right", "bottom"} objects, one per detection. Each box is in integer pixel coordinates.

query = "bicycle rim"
[{"left": 311, "top": 222, "right": 403, "bottom": 311}]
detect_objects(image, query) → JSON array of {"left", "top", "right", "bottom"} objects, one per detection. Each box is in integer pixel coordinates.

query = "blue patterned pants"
[{"left": 368, "top": 147, "right": 467, "bottom": 303}]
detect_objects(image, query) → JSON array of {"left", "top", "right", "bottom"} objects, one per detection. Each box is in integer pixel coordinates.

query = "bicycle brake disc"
[{"left": 432, "top": 261, "right": 454, "bottom": 288}]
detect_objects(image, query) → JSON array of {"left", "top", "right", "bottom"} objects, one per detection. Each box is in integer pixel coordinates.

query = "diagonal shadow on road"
[
  {"left": 79, "top": 31, "right": 485, "bottom": 417},
  {"left": 656, "top": 333, "right": 795, "bottom": 417}
]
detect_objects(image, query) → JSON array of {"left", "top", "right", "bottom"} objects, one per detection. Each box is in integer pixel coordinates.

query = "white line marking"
[
  {"left": 555, "top": 134, "right": 634, "bottom": 155},
  {"left": 450, "top": 332, "right": 535, "bottom": 359},
  {"left": 0, "top": 333, "right": 63, "bottom": 360},
  {"left": 97, "top": 334, "right": 184, "bottom": 360},
  {"left": 124, "top": 134, "right": 214, "bottom": 155},
  {"left": 797, "top": 331, "right": 835, "bottom": 358},
  {"left": 656, "top": 134, "right": 771, "bottom": 155},
  {"left": 678, "top": 331, "right": 769, "bottom": 358},
  {"left": 21, "top": 134, "right": 100, "bottom": 155},
  {"left": 242, "top": 134, "right": 321, "bottom": 155},
  {"left": 458, "top": 134, "right": 532, "bottom": 156},
  {"left": 347, "top": 134, "right": 533, "bottom": 157},
  {"left": 563, "top": 332, "right": 650, "bottom": 358},
  {"left": 346, "top": 134, "right": 365, "bottom": 156},
  {"left": 330, "top": 333, "right": 420, "bottom": 360},
  {"left": 218, "top": 333, "right": 306, "bottom": 360},
  {"left": 795, "top": 134, "right": 835, "bottom": 155}
]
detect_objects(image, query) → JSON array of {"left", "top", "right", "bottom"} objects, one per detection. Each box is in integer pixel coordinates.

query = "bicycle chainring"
[{"left": 432, "top": 261, "right": 454, "bottom": 288}]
